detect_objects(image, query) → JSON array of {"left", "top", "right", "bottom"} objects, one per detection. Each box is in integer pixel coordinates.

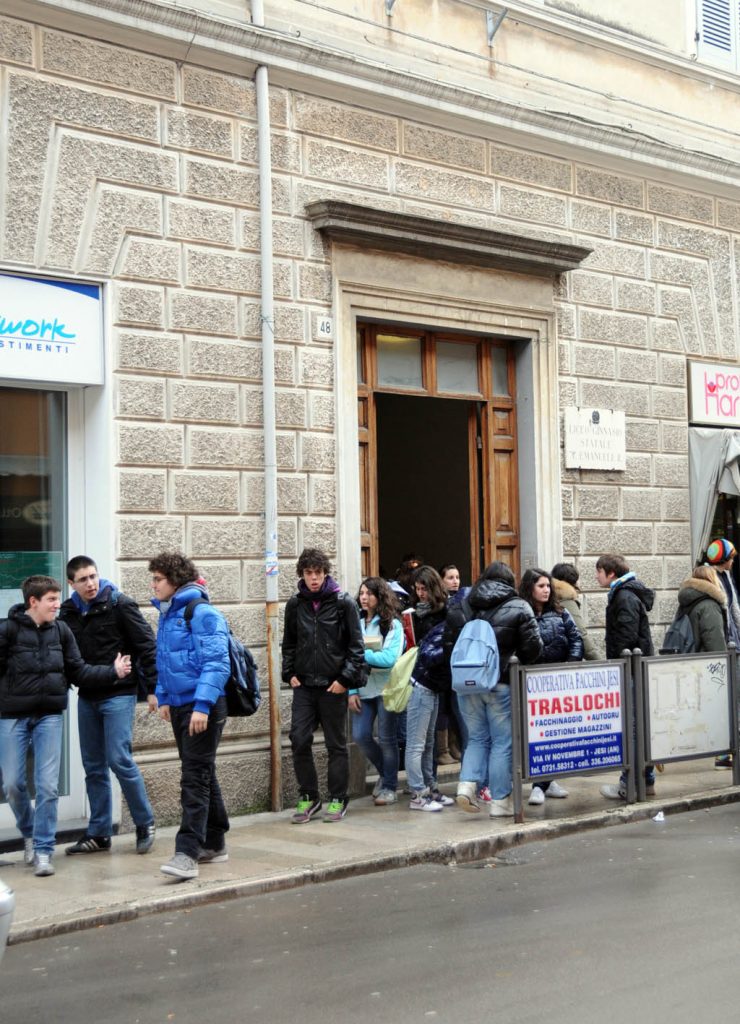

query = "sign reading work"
[
  {"left": 0, "top": 274, "right": 103, "bottom": 385},
  {"left": 564, "top": 408, "right": 626, "bottom": 470},
  {"left": 688, "top": 360, "right": 740, "bottom": 427},
  {"left": 525, "top": 663, "right": 625, "bottom": 778},
  {"left": 644, "top": 653, "right": 732, "bottom": 761}
]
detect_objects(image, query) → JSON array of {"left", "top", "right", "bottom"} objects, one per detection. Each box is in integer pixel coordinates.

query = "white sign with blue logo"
[
  {"left": 525, "top": 663, "right": 625, "bottom": 777},
  {"left": 0, "top": 274, "right": 103, "bottom": 386}
]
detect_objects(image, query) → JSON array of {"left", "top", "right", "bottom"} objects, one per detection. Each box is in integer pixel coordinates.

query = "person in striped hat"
[{"left": 705, "top": 538, "right": 740, "bottom": 769}]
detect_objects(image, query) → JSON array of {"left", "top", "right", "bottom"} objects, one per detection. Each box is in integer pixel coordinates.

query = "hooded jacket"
[
  {"left": 677, "top": 577, "right": 727, "bottom": 653},
  {"left": 444, "top": 577, "right": 543, "bottom": 676},
  {"left": 59, "top": 578, "right": 157, "bottom": 702},
  {"left": 0, "top": 604, "right": 117, "bottom": 717},
  {"left": 605, "top": 573, "right": 654, "bottom": 658},
  {"left": 281, "top": 576, "right": 365, "bottom": 688},
  {"left": 151, "top": 583, "right": 230, "bottom": 714},
  {"left": 551, "top": 578, "right": 599, "bottom": 661},
  {"left": 534, "top": 608, "right": 583, "bottom": 663}
]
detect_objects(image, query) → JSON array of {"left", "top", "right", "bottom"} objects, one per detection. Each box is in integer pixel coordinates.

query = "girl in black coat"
[{"left": 520, "top": 568, "right": 583, "bottom": 806}]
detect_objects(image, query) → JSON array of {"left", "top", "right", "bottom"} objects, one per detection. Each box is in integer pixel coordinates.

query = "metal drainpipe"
[{"left": 251, "top": 0, "right": 282, "bottom": 811}]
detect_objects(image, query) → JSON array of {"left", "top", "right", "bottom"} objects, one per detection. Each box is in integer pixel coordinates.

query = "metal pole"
[
  {"left": 509, "top": 657, "right": 523, "bottom": 824},
  {"left": 622, "top": 650, "right": 636, "bottom": 804},
  {"left": 728, "top": 644, "right": 740, "bottom": 787},
  {"left": 633, "top": 649, "right": 647, "bottom": 802}
]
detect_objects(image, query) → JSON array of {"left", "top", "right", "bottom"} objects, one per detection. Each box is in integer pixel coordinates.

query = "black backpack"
[
  {"left": 660, "top": 608, "right": 697, "bottom": 655},
  {"left": 183, "top": 599, "right": 261, "bottom": 717}
]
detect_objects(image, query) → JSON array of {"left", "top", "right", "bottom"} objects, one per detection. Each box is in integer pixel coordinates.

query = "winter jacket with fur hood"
[
  {"left": 677, "top": 577, "right": 727, "bottom": 653},
  {"left": 551, "top": 578, "right": 599, "bottom": 661}
]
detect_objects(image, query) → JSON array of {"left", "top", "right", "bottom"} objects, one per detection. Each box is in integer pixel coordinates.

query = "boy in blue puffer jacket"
[{"left": 149, "top": 551, "right": 231, "bottom": 880}]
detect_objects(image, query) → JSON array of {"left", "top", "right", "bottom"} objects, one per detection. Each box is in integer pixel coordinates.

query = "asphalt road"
[{"left": 4, "top": 804, "right": 739, "bottom": 1024}]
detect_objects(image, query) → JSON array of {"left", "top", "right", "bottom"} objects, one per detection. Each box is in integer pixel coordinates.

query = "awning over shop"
[{"left": 689, "top": 427, "right": 740, "bottom": 562}]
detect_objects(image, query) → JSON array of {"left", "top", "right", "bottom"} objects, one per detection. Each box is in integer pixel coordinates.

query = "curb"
[{"left": 9, "top": 786, "right": 740, "bottom": 946}]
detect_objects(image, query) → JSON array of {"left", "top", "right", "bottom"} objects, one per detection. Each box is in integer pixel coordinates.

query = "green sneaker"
[
  {"left": 292, "top": 795, "right": 322, "bottom": 824},
  {"left": 323, "top": 798, "right": 348, "bottom": 822}
]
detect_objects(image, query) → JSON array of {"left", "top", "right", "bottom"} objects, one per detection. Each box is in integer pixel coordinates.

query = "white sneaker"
[
  {"left": 490, "top": 795, "right": 514, "bottom": 817},
  {"left": 431, "top": 790, "right": 454, "bottom": 807},
  {"left": 600, "top": 783, "right": 626, "bottom": 800},
  {"left": 528, "top": 786, "right": 545, "bottom": 806},
  {"left": 160, "top": 852, "right": 199, "bottom": 879},
  {"left": 546, "top": 781, "right": 569, "bottom": 799},
  {"left": 456, "top": 781, "right": 481, "bottom": 814},
  {"left": 409, "top": 794, "right": 443, "bottom": 812},
  {"left": 23, "top": 837, "right": 34, "bottom": 866},
  {"left": 34, "top": 853, "right": 55, "bottom": 877}
]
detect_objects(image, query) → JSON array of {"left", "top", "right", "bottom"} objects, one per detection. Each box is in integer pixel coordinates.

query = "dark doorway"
[{"left": 375, "top": 393, "right": 474, "bottom": 586}]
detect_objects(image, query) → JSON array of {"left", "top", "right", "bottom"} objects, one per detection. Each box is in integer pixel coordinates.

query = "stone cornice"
[{"left": 305, "top": 200, "right": 593, "bottom": 276}]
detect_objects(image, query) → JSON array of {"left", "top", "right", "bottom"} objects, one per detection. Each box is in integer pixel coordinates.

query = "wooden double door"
[{"left": 357, "top": 324, "right": 520, "bottom": 586}]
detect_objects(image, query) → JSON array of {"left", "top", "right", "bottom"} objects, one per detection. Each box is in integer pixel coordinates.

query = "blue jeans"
[
  {"left": 0, "top": 714, "right": 64, "bottom": 854},
  {"left": 457, "top": 686, "right": 512, "bottom": 801},
  {"left": 404, "top": 684, "right": 439, "bottom": 795},
  {"left": 451, "top": 691, "right": 489, "bottom": 790},
  {"left": 352, "top": 696, "right": 400, "bottom": 791},
  {"left": 78, "top": 695, "right": 154, "bottom": 835}
]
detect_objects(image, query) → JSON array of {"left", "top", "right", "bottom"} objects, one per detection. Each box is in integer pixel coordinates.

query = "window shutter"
[{"left": 698, "top": 0, "right": 737, "bottom": 67}]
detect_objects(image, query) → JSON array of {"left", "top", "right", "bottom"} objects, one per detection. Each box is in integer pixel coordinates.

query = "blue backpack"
[
  {"left": 184, "top": 598, "right": 261, "bottom": 717},
  {"left": 451, "top": 600, "right": 500, "bottom": 694}
]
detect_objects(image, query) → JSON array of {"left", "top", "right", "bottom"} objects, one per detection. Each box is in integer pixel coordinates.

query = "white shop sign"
[
  {"left": 564, "top": 407, "right": 626, "bottom": 470},
  {"left": 688, "top": 360, "right": 740, "bottom": 427},
  {"left": 0, "top": 274, "right": 103, "bottom": 386}
]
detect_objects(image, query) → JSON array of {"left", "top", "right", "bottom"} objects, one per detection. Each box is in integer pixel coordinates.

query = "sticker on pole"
[{"left": 525, "top": 663, "right": 624, "bottom": 778}]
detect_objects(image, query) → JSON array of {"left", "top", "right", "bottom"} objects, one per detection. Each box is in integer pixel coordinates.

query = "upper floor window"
[{"left": 697, "top": 0, "right": 740, "bottom": 69}]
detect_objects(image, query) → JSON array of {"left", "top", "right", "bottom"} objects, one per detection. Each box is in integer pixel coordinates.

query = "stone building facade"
[{"left": 0, "top": 0, "right": 738, "bottom": 827}]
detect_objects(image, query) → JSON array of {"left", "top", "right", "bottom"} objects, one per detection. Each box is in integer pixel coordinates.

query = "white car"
[{"left": 0, "top": 878, "right": 15, "bottom": 965}]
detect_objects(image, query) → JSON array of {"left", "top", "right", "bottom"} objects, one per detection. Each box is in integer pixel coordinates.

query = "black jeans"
[
  {"left": 289, "top": 685, "right": 349, "bottom": 801},
  {"left": 169, "top": 697, "right": 229, "bottom": 858}
]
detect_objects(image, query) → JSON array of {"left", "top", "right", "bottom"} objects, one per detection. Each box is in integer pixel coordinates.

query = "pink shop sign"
[{"left": 689, "top": 360, "right": 740, "bottom": 427}]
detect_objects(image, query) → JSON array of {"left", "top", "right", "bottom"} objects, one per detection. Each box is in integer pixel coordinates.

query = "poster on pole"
[
  {"left": 644, "top": 654, "right": 732, "bottom": 761},
  {"left": 524, "top": 662, "right": 625, "bottom": 778}
]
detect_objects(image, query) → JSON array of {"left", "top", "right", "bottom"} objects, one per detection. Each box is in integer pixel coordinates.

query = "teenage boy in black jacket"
[
  {"left": 282, "top": 548, "right": 364, "bottom": 823},
  {"left": 0, "top": 575, "right": 131, "bottom": 877},
  {"left": 59, "top": 556, "right": 158, "bottom": 856}
]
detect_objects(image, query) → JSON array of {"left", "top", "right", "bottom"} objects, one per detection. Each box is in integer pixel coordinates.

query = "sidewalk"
[{"left": 4, "top": 759, "right": 739, "bottom": 946}]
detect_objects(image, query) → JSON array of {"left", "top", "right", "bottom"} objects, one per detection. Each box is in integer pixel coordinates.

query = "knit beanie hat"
[{"left": 706, "top": 538, "right": 736, "bottom": 565}]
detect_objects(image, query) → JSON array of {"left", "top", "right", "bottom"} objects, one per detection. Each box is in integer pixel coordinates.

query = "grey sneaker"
[
  {"left": 600, "top": 783, "right": 627, "bottom": 800},
  {"left": 160, "top": 852, "right": 198, "bottom": 879},
  {"left": 374, "top": 789, "right": 397, "bottom": 806},
  {"left": 23, "top": 837, "right": 34, "bottom": 866},
  {"left": 198, "top": 847, "right": 229, "bottom": 863},
  {"left": 372, "top": 778, "right": 384, "bottom": 799},
  {"left": 34, "top": 853, "right": 55, "bottom": 877}
]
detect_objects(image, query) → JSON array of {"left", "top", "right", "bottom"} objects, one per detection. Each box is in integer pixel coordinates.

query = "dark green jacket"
[{"left": 677, "top": 578, "right": 727, "bottom": 653}]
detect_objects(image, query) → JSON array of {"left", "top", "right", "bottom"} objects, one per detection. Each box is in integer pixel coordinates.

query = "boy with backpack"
[
  {"left": 282, "top": 548, "right": 365, "bottom": 823},
  {"left": 0, "top": 575, "right": 131, "bottom": 877}
]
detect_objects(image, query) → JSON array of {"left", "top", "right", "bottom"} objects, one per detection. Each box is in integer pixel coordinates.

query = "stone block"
[
  {"left": 305, "top": 139, "right": 390, "bottom": 190},
  {"left": 118, "top": 564, "right": 156, "bottom": 604},
  {"left": 300, "top": 435, "right": 336, "bottom": 473},
  {"left": 182, "top": 66, "right": 255, "bottom": 117},
  {"left": 119, "top": 517, "right": 184, "bottom": 557},
  {"left": 189, "top": 518, "right": 264, "bottom": 558},
  {"left": 277, "top": 434, "right": 298, "bottom": 471},
  {"left": 241, "top": 214, "right": 304, "bottom": 257},
  {"left": 41, "top": 29, "right": 175, "bottom": 97},
  {"left": 490, "top": 145, "right": 571, "bottom": 192},
  {"left": 582, "top": 522, "right": 653, "bottom": 556},
  {"left": 658, "top": 355, "right": 687, "bottom": 387},
  {"left": 657, "top": 291, "right": 701, "bottom": 354},
  {"left": 167, "top": 199, "right": 235, "bottom": 246},
  {"left": 617, "top": 349, "right": 657, "bottom": 383},
  {"left": 118, "top": 470, "right": 167, "bottom": 512},
  {"left": 243, "top": 387, "right": 263, "bottom": 427},
  {"left": 717, "top": 200, "right": 740, "bottom": 231},
  {"left": 621, "top": 488, "right": 661, "bottom": 520},
  {"left": 274, "top": 347, "right": 297, "bottom": 385},
  {"left": 575, "top": 486, "right": 616, "bottom": 519},
  {"left": 239, "top": 126, "right": 300, "bottom": 172},
  {"left": 647, "top": 184, "right": 713, "bottom": 224},
  {"left": 561, "top": 487, "right": 574, "bottom": 518},
  {"left": 173, "top": 471, "right": 240, "bottom": 512},
  {"left": 651, "top": 319, "right": 683, "bottom": 353},
  {"left": 299, "top": 349, "right": 334, "bottom": 387},
  {"left": 395, "top": 161, "right": 494, "bottom": 210},
  {"left": 185, "top": 158, "right": 258, "bottom": 207},
  {"left": 169, "top": 292, "right": 237, "bottom": 335},
  {"left": 300, "top": 519, "right": 337, "bottom": 555},
  {"left": 558, "top": 379, "right": 577, "bottom": 408},
  {"left": 294, "top": 180, "right": 401, "bottom": 216},
  {"left": 188, "top": 338, "right": 260, "bottom": 381},
  {"left": 579, "top": 310, "right": 648, "bottom": 348},
  {"left": 499, "top": 185, "right": 567, "bottom": 227},
  {"left": 665, "top": 555, "right": 692, "bottom": 588},
  {"left": 0, "top": 16, "right": 33, "bottom": 65},
  {"left": 166, "top": 108, "right": 233, "bottom": 157},
  {"left": 570, "top": 271, "right": 613, "bottom": 306},
  {"left": 278, "top": 476, "right": 309, "bottom": 515},
  {"left": 655, "top": 521, "right": 691, "bottom": 555},
  {"left": 114, "top": 285, "right": 164, "bottom": 327},
  {"left": 117, "top": 331, "right": 183, "bottom": 375},
  {"left": 299, "top": 265, "right": 332, "bottom": 303},
  {"left": 293, "top": 95, "right": 398, "bottom": 151},
  {"left": 193, "top": 562, "right": 243, "bottom": 602},
  {"left": 562, "top": 523, "right": 582, "bottom": 556},
  {"left": 625, "top": 419, "right": 660, "bottom": 452},
  {"left": 661, "top": 423, "right": 688, "bottom": 453},
  {"left": 616, "top": 281, "right": 656, "bottom": 314},
  {"left": 278, "top": 518, "right": 298, "bottom": 557},
  {"left": 576, "top": 167, "right": 644, "bottom": 208},
  {"left": 221, "top": 605, "right": 267, "bottom": 648},
  {"left": 187, "top": 248, "right": 259, "bottom": 295},
  {"left": 171, "top": 381, "right": 239, "bottom": 423},
  {"left": 662, "top": 488, "right": 690, "bottom": 521},
  {"left": 118, "top": 424, "right": 183, "bottom": 466},
  {"left": 581, "top": 242, "right": 646, "bottom": 278},
  {"left": 309, "top": 477, "right": 336, "bottom": 515},
  {"left": 557, "top": 304, "right": 576, "bottom": 338},
  {"left": 570, "top": 200, "right": 611, "bottom": 237},
  {"left": 276, "top": 391, "right": 308, "bottom": 428},
  {"left": 558, "top": 341, "right": 571, "bottom": 376},
  {"left": 400, "top": 201, "right": 489, "bottom": 230},
  {"left": 84, "top": 188, "right": 164, "bottom": 275},
  {"left": 651, "top": 387, "right": 686, "bottom": 420},
  {"left": 244, "top": 473, "right": 264, "bottom": 513},
  {"left": 310, "top": 394, "right": 335, "bottom": 430},
  {"left": 242, "top": 301, "right": 306, "bottom": 343},
  {"left": 403, "top": 122, "right": 486, "bottom": 172},
  {"left": 614, "top": 211, "right": 654, "bottom": 245},
  {"left": 243, "top": 559, "right": 297, "bottom": 602},
  {"left": 623, "top": 557, "right": 663, "bottom": 590},
  {"left": 576, "top": 453, "right": 652, "bottom": 487},
  {"left": 120, "top": 240, "right": 181, "bottom": 285},
  {"left": 116, "top": 376, "right": 166, "bottom": 419},
  {"left": 654, "top": 454, "right": 689, "bottom": 487},
  {"left": 189, "top": 428, "right": 259, "bottom": 468},
  {"left": 573, "top": 343, "right": 615, "bottom": 378}
]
